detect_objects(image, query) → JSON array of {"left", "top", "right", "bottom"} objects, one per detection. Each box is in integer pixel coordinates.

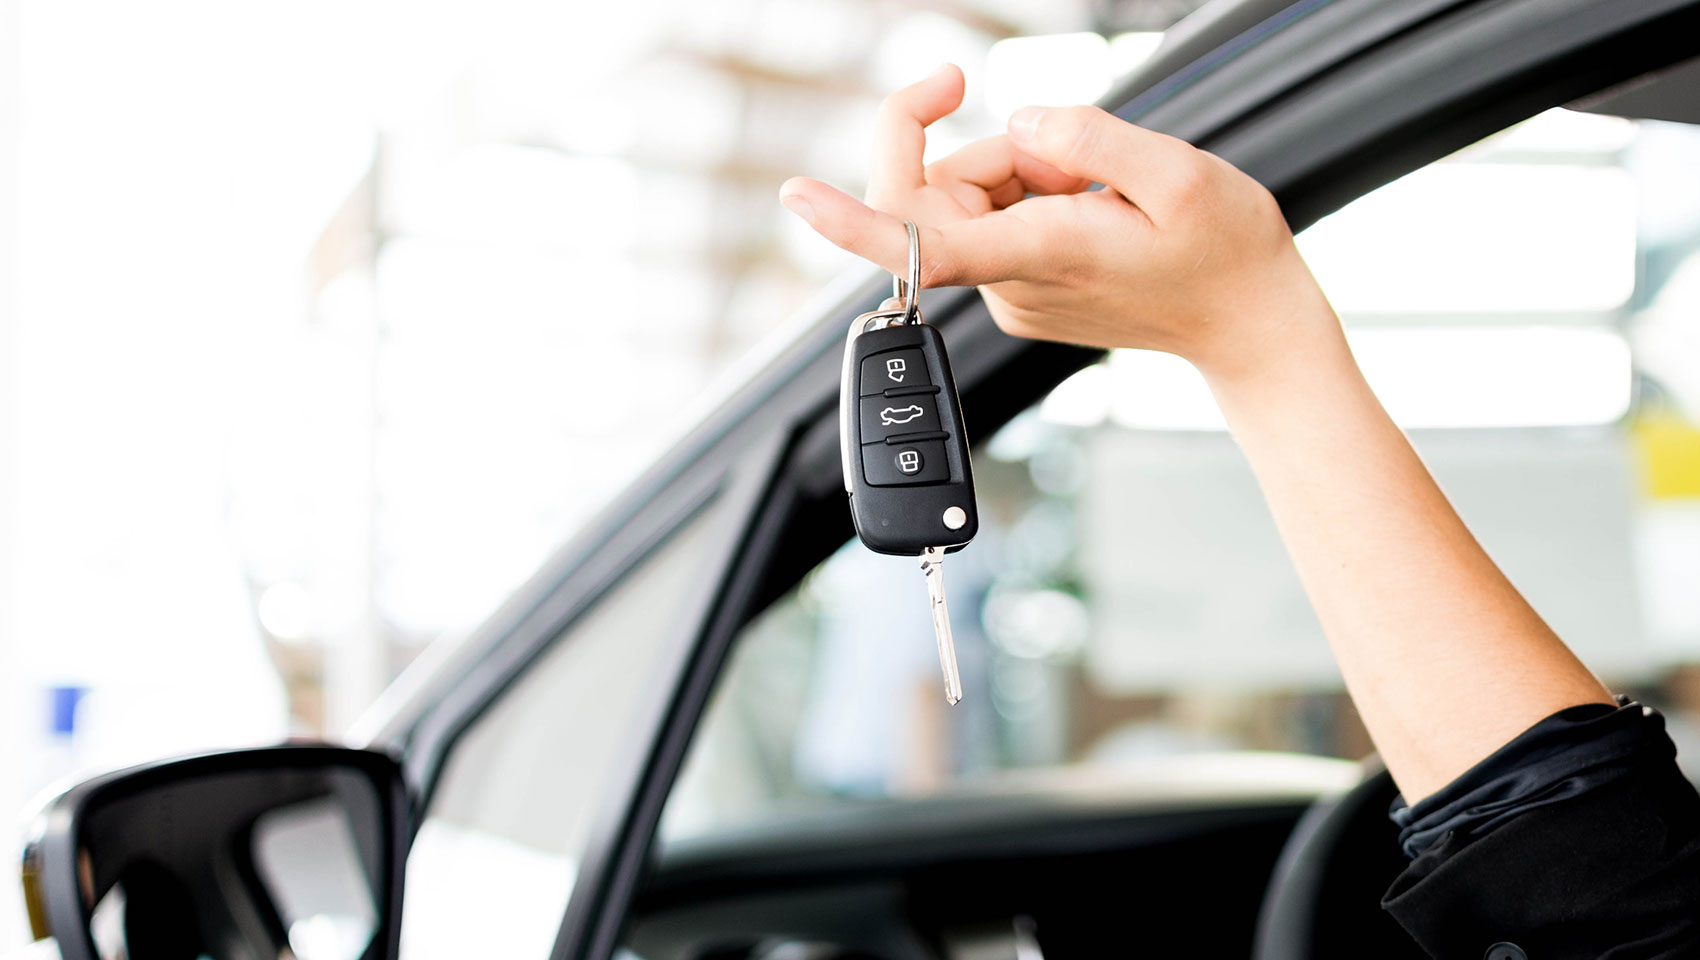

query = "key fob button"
[
  {"left": 860, "top": 349, "right": 929, "bottom": 396},
  {"left": 859, "top": 393, "right": 942, "bottom": 443},
  {"left": 863, "top": 439, "right": 949, "bottom": 486}
]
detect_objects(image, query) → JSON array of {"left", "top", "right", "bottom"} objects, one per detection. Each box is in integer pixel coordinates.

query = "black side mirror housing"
[{"left": 20, "top": 745, "right": 408, "bottom": 960}]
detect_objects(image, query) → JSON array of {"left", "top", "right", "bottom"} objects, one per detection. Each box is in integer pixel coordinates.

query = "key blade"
[{"left": 920, "top": 546, "right": 963, "bottom": 705}]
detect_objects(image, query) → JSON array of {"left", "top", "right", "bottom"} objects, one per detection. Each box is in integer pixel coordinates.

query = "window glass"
[
  {"left": 661, "top": 108, "right": 1700, "bottom": 844},
  {"left": 399, "top": 505, "right": 727, "bottom": 959}
]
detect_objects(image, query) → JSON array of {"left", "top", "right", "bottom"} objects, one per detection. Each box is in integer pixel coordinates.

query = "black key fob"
[{"left": 839, "top": 299, "right": 978, "bottom": 556}]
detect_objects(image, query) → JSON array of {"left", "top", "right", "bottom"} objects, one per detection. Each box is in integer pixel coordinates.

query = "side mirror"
[{"left": 21, "top": 745, "right": 407, "bottom": 960}]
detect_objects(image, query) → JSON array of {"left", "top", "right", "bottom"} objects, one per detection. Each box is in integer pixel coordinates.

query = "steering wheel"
[{"left": 1252, "top": 765, "right": 1432, "bottom": 959}]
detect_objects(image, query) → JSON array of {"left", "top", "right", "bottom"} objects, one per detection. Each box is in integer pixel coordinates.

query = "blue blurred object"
[{"left": 49, "top": 685, "right": 86, "bottom": 737}]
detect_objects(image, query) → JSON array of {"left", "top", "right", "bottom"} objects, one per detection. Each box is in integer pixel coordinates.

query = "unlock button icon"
[{"left": 863, "top": 439, "right": 946, "bottom": 486}]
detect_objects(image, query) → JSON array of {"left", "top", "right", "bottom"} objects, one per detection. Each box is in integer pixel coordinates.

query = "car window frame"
[{"left": 381, "top": 1, "right": 1700, "bottom": 959}]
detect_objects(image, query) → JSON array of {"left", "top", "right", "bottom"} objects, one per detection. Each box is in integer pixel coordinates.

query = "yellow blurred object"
[
  {"left": 1633, "top": 413, "right": 1700, "bottom": 498},
  {"left": 20, "top": 862, "right": 49, "bottom": 941}
]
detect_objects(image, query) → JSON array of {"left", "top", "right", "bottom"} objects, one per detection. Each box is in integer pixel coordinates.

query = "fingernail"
[
  {"left": 931, "top": 63, "right": 954, "bottom": 77},
  {"left": 1009, "top": 106, "right": 1043, "bottom": 142},
  {"left": 781, "top": 194, "right": 815, "bottom": 224}
]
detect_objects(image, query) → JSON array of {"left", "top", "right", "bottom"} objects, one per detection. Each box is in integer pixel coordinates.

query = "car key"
[{"left": 839, "top": 220, "right": 979, "bottom": 704}]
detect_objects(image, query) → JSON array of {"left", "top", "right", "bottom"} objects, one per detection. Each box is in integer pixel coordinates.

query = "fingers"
[
  {"left": 1007, "top": 105, "right": 1203, "bottom": 219},
  {"left": 780, "top": 177, "right": 921, "bottom": 276},
  {"left": 867, "top": 64, "right": 965, "bottom": 207},
  {"left": 779, "top": 176, "right": 1063, "bottom": 287},
  {"left": 924, "top": 135, "right": 1092, "bottom": 207}
]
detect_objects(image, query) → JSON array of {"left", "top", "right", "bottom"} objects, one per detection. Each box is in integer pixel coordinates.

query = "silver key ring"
[{"left": 892, "top": 219, "right": 921, "bottom": 325}]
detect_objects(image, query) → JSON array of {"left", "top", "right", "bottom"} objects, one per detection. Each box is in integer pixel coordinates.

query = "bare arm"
[
  {"left": 781, "top": 67, "right": 1611, "bottom": 803},
  {"left": 1203, "top": 288, "right": 1611, "bottom": 801}
]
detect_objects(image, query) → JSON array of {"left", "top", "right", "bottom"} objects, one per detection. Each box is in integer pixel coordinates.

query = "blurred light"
[
  {"left": 1634, "top": 248, "right": 1700, "bottom": 423},
  {"left": 743, "top": 0, "right": 874, "bottom": 77},
  {"left": 1108, "top": 32, "right": 1165, "bottom": 79},
  {"left": 1028, "top": 440, "right": 1089, "bottom": 496},
  {"left": 258, "top": 583, "right": 314, "bottom": 643},
  {"left": 1299, "top": 163, "right": 1637, "bottom": 315},
  {"left": 1352, "top": 326, "right": 1632, "bottom": 428},
  {"left": 386, "top": 147, "right": 641, "bottom": 249},
  {"left": 984, "top": 408, "right": 1051, "bottom": 461},
  {"left": 871, "top": 13, "right": 993, "bottom": 106},
  {"left": 1630, "top": 121, "right": 1700, "bottom": 245},
  {"left": 1050, "top": 327, "right": 1632, "bottom": 431},
  {"left": 288, "top": 914, "right": 373, "bottom": 960},
  {"left": 984, "top": 588, "right": 1089, "bottom": 659},
  {"left": 1038, "top": 364, "right": 1111, "bottom": 427},
  {"left": 984, "top": 33, "right": 1113, "bottom": 120},
  {"left": 620, "top": 62, "right": 743, "bottom": 168},
  {"left": 991, "top": 660, "right": 1047, "bottom": 714},
  {"left": 1104, "top": 350, "right": 1221, "bottom": 430},
  {"left": 1007, "top": 500, "right": 1077, "bottom": 575},
  {"left": 1474, "top": 107, "right": 1637, "bottom": 156}
]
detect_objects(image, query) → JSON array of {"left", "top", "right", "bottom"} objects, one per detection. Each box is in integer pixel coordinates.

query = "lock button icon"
[{"left": 896, "top": 449, "right": 922, "bottom": 475}]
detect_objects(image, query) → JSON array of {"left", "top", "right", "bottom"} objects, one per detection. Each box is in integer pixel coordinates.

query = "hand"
[{"left": 778, "top": 66, "right": 1340, "bottom": 383}]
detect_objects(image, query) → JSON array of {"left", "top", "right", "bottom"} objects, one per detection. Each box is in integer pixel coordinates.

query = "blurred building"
[
  {"left": 231, "top": 0, "right": 1205, "bottom": 734},
  {"left": 0, "top": 0, "right": 1198, "bottom": 948}
]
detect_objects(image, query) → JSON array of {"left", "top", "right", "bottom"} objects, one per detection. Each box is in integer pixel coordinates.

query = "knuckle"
[
  {"left": 1167, "top": 152, "right": 1214, "bottom": 201},
  {"left": 918, "top": 255, "right": 953, "bottom": 289},
  {"left": 1248, "top": 176, "right": 1284, "bottom": 218},
  {"left": 876, "top": 92, "right": 913, "bottom": 123},
  {"left": 1248, "top": 184, "right": 1283, "bottom": 226}
]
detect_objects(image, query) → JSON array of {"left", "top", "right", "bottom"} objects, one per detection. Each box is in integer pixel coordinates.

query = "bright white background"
[{"left": 0, "top": 0, "right": 1180, "bottom": 948}]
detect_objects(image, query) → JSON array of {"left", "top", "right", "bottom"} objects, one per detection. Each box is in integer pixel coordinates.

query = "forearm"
[{"left": 1204, "top": 287, "right": 1612, "bottom": 803}]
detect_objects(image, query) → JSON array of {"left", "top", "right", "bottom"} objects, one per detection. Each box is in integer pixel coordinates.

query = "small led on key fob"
[{"left": 839, "top": 221, "right": 978, "bottom": 703}]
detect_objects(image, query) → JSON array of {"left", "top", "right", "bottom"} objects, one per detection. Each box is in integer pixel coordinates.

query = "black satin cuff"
[{"left": 1388, "top": 695, "right": 1673, "bottom": 858}]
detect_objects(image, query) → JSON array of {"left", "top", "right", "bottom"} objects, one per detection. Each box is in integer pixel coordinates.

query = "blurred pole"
[
  {"left": 324, "top": 262, "right": 386, "bottom": 737},
  {"left": 312, "top": 151, "right": 387, "bottom": 737},
  {"left": 0, "top": 1, "right": 28, "bottom": 949}
]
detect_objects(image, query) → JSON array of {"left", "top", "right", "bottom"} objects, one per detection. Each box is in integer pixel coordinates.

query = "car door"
[{"left": 380, "top": 1, "right": 1700, "bottom": 959}]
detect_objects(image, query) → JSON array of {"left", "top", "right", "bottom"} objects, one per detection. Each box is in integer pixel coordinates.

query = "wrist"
[
  {"left": 1183, "top": 243, "right": 1341, "bottom": 376},
  {"left": 1194, "top": 283, "right": 1355, "bottom": 407}
]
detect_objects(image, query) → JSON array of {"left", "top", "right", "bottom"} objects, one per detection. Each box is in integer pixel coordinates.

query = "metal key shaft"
[{"left": 920, "top": 546, "right": 963, "bottom": 705}]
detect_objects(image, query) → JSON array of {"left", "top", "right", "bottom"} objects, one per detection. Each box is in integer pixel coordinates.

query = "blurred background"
[
  {"left": 4, "top": 0, "right": 1700, "bottom": 951},
  {"left": 0, "top": 0, "right": 1188, "bottom": 948}
]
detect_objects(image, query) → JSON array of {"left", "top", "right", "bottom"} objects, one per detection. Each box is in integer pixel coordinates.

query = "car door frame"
[{"left": 377, "top": 0, "right": 1700, "bottom": 958}]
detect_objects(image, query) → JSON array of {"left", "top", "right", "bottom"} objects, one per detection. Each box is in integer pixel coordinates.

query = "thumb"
[
  {"left": 1006, "top": 105, "right": 1195, "bottom": 216},
  {"left": 778, "top": 177, "right": 1053, "bottom": 288}
]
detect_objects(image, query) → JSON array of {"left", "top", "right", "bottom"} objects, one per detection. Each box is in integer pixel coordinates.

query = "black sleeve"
[{"left": 1379, "top": 699, "right": 1700, "bottom": 959}]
